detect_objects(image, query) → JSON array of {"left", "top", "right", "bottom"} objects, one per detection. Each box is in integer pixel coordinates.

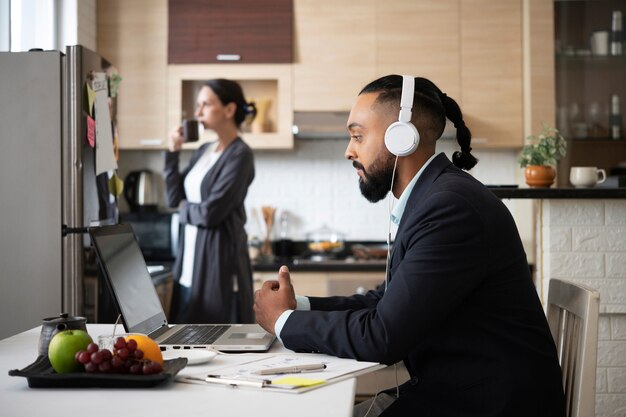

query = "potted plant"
[{"left": 518, "top": 124, "right": 567, "bottom": 188}]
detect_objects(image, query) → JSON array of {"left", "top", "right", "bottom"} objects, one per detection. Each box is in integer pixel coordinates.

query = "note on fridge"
[{"left": 93, "top": 72, "right": 117, "bottom": 175}]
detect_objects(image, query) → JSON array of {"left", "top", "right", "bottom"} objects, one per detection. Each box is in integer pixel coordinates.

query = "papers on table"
[{"left": 177, "top": 354, "right": 382, "bottom": 394}]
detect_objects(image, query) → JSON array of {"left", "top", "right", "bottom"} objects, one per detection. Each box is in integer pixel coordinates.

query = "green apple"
[{"left": 47, "top": 330, "right": 93, "bottom": 373}]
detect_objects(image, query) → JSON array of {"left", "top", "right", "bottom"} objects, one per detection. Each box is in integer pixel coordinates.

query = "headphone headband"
[{"left": 399, "top": 75, "right": 414, "bottom": 123}]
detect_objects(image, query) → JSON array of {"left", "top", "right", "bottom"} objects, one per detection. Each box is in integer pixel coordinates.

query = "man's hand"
[{"left": 254, "top": 265, "right": 297, "bottom": 335}]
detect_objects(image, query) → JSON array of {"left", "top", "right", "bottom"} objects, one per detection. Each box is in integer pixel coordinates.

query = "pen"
[
  {"left": 205, "top": 375, "right": 271, "bottom": 388},
  {"left": 252, "top": 363, "right": 327, "bottom": 375}
]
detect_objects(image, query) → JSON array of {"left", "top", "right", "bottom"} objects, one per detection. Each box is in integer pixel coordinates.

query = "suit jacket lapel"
[{"left": 393, "top": 152, "right": 453, "bottom": 247}]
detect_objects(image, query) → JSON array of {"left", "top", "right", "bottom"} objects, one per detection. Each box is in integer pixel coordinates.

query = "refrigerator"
[{"left": 0, "top": 46, "right": 119, "bottom": 339}]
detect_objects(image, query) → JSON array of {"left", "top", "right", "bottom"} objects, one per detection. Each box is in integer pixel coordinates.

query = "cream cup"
[{"left": 569, "top": 166, "right": 607, "bottom": 188}]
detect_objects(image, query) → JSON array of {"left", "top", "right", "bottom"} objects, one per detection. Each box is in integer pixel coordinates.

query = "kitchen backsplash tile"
[{"left": 119, "top": 139, "right": 532, "bottom": 259}]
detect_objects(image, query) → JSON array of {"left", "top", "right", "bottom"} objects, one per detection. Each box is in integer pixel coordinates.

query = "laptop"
[{"left": 89, "top": 223, "right": 275, "bottom": 352}]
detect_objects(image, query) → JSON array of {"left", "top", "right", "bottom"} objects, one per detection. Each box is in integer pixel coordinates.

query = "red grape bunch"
[{"left": 74, "top": 337, "right": 163, "bottom": 375}]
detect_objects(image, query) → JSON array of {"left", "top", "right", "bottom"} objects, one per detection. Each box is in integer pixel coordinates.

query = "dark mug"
[
  {"left": 38, "top": 313, "right": 88, "bottom": 356},
  {"left": 182, "top": 119, "right": 199, "bottom": 142}
]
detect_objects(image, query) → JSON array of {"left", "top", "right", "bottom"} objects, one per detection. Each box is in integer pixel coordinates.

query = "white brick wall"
[{"left": 539, "top": 199, "right": 626, "bottom": 417}]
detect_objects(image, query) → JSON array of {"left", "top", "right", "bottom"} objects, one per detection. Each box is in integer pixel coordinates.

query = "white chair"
[{"left": 546, "top": 279, "right": 600, "bottom": 417}]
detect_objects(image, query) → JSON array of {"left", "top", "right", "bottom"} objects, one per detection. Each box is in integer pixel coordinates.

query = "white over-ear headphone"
[{"left": 384, "top": 75, "right": 419, "bottom": 157}]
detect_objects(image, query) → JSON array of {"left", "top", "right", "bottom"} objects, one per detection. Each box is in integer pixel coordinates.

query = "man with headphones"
[{"left": 254, "top": 75, "right": 565, "bottom": 417}]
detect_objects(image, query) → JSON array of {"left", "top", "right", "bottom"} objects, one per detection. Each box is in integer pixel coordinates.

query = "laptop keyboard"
[{"left": 162, "top": 325, "right": 229, "bottom": 345}]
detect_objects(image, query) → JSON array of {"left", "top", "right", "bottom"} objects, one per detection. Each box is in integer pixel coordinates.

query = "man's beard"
[{"left": 353, "top": 154, "right": 395, "bottom": 203}]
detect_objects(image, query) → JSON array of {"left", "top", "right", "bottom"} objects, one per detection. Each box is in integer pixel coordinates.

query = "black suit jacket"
[{"left": 281, "top": 154, "right": 565, "bottom": 417}]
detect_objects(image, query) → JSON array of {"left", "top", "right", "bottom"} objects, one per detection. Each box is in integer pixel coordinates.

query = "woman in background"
[{"left": 164, "top": 79, "right": 256, "bottom": 324}]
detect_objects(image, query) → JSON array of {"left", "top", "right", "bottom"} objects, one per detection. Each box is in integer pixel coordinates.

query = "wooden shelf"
[
  {"left": 556, "top": 54, "right": 626, "bottom": 64},
  {"left": 168, "top": 64, "right": 294, "bottom": 150}
]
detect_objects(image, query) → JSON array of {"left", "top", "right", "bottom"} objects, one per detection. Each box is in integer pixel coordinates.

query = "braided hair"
[
  {"left": 204, "top": 79, "right": 258, "bottom": 128},
  {"left": 360, "top": 75, "right": 478, "bottom": 170}
]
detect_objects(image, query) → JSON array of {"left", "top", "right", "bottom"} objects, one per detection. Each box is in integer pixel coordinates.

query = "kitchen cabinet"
[
  {"left": 168, "top": 0, "right": 293, "bottom": 64},
  {"left": 374, "top": 0, "right": 461, "bottom": 100},
  {"left": 97, "top": 0, "right": 168, "bottom": 149},
  {"left": 293, "top": 0, "right": 461, "bottom": 112},
  {"left": 253, "top": 271, "right": 384, "bottom": 296},
  {"left": 553, "top": 0, "right": 626, "bottom": 186},
  {"left": 98, "top": 0, "right": 537, "bottom": 150},
  {"left": 293, "top": 0, "right": 524, "bottom": 147},
  {"left": 98, "top": 0, "right": 292, "bottom": 150},
  {"left": 459, "top": 0, "right": 523, "bottom": 148},
  {"left": 168, "top": 64, "right": 294, "bottom": 150},
  {"left": 292, "top": 0, "right": 376, "bottom": 111}
]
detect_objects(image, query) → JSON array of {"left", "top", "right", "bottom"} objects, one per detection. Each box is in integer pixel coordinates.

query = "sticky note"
[
  {"left": 86, "top": 115, "right": 95, "bottom": 148},
  {"left": 85, "top": 83, "right": 96, "bottom": 116},
  {"left": 271, "top": 377, "right": 326, "bottom": 388}
]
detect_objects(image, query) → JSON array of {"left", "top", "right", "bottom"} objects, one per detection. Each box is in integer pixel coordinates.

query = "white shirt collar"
[{"left": 390, "top": 153, "right": 439, "bottom": 225}]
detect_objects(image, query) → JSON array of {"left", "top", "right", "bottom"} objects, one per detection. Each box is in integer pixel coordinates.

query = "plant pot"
[{"left": 525, "top": 165, "right": 556, "bottom": 188}]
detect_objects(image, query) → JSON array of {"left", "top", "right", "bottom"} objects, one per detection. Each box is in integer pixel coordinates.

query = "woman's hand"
[{"left": 168, "top": 126, "right": 185, "bottom": 152}]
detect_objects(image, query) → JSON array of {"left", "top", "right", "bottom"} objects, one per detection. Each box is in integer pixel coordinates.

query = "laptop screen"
[{"left": 90, "top": 224, "right": 167, "bottom": 333}]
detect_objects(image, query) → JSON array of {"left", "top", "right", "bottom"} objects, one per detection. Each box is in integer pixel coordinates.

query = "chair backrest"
[{"left": 546, "top": 279, "right": 600, "bottom": 417}]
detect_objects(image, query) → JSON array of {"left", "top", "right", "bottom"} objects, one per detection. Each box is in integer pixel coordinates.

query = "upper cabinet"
[
  {"left": 98, "top": 0, "right": 292, "bottom": 149},
  {"left": 459, "top": 0, "right": 523, "bottom": 148},
  {"left": 292, "top": 0, "right": 376, "bottom": 111},
  {"left": 375, "top": 0, "right": 461, "bottom": 100},
  {"left": 98, "top": 0, "right": 544, "bottom": 150},
  {"left": 293, "top": 0, "right": 524, "bottom": 147},
  {"left": 97, "top": 0, "right": 168, "bottom": 149},
  {"left": 292, "top": 0, "right": 461, "bottom": 112},
  {"left": 168, "top": 0, "right": 293, "bottom": 64}
]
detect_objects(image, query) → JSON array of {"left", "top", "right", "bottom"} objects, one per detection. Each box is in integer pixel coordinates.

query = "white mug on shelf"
[
  {"left": 569, "top": 166, "right": 607, "bottom": 188},
  {"left": 590, "top": 30, "right": 609, "bottom": 56}
]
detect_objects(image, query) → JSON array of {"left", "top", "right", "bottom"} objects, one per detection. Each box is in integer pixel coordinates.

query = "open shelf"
[{"left": 168, "top": 64, "right": 294, "bottom": 150}]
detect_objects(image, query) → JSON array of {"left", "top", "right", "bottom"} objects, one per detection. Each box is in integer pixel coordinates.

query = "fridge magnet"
[
  {"left": 106, "top": 69, "right": 122, "bottom": 98},
  {"left": 108, "top": 173, "right": 124, "bottom": 197},
  {"left": 86, "top": 115, "right": 95, "bottom": 148}
]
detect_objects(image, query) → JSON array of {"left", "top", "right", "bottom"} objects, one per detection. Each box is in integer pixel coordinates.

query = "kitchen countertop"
[
  {"left": 253, "top": 258, "right": 387, "bottom": 272},
  {"left": 487, "top": 186, "right": 626, "bottom": 199}
]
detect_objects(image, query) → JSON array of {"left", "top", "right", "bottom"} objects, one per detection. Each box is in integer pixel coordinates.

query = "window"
[{"left": 0, "top": 0, "right": 93, "bottom": 53}]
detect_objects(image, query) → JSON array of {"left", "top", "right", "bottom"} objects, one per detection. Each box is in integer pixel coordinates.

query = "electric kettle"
[{"left": 123, "top": 170, "right": 162, "bottom": 212}]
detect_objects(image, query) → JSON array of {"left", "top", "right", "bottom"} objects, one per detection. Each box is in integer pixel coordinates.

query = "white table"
[{"left": 1, "top": 324, "right": 356, "bottom": 417}]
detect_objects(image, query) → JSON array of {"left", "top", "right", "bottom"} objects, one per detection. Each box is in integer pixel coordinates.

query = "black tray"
[{"left": 8, "top": 355, "right": 187, "bottom": 388}]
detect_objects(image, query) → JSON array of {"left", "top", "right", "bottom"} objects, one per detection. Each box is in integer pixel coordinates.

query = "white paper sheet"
[
  {"left": 178, "top": 354, "right": 382, "bottom": 393},
  {"left": 93, "top": 72, "right": 117, "bottom": 175}
]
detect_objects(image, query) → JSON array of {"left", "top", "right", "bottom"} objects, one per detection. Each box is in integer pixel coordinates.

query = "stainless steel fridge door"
[
  {"left": 0, "top": 51, "right": 63, "bottom": 339},
  {"left": 64, "top": 45, "right": 117, "bottom": 316}
]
